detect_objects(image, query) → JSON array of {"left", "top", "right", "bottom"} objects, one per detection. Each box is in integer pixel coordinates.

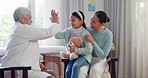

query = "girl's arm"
[{"left": 55, "top": 28, "right": 69, "bottom": 39}]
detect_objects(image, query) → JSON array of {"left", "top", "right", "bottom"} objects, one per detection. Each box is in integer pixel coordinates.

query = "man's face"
[{"left": 19, "top": 13, "right": 32, "bottom": 25}]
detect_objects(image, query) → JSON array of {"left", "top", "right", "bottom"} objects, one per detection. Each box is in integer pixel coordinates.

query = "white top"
[{"left": 1, "top": 22, "right": 60, "bottom": 70}]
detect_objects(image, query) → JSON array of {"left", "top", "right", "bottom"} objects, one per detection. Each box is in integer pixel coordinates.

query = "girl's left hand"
[
  {"left": 69, "top": 48, "right": 75, "bottom": 53},
  {"left": 85, "top": 34, "right": 95, "bottom": 44}
]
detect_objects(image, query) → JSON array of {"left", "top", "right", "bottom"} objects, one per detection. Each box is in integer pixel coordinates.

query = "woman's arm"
[
  {"left": 92, "top": 35, "right": 112, "bottom": 58},
  {"left": 85, "top": 33, "right": 113, "bottom": 58},
  {"left": 74, "top": 32, "right": 93, "bottom": 55}
]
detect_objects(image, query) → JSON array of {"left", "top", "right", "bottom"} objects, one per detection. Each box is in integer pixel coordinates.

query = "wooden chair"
[
  {"left": 107, "top": 57, "right": 118, "bottom": 78},
  {"left": 62, "top": 57, "right": 118, "bottom": 78},
  {"left": 0, "top": 66, "right": 31, "bottom": 78}
]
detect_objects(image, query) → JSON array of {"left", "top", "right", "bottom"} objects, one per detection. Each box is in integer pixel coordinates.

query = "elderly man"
[{"left": 1, "top": 7, "right": 60, "bottom": 78}]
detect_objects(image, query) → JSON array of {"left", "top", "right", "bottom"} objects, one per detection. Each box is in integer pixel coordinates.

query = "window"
[
  {"left": 0, "top": 0, "right": 64, "bottom": 47},
  {"left": 0, "top": 0, "right": 28, "bottom": 47},
  {"left": 34, "top": 0, "right": 43, "bottom": 28},
  {"left": 32, "top": 0, "right": 63, "bottom": 46}
]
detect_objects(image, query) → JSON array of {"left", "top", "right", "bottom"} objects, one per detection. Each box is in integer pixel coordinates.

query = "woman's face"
[
  {"left": 70, "top": 15, "right": 82, "bottom": 29},
  {"left": 19, "top": 13, "right": 32, "bottom": 25},
  {"left": 90, "top": 14, "right": 104, "bottom": 31}
]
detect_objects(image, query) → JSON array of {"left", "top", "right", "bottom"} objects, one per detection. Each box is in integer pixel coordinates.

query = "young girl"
[{"left": 55, "top": 10, "right": 92, "bottom": 78}]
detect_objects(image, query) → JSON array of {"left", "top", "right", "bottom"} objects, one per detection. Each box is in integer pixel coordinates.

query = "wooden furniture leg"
[
  {"left": 61, "top": 58, "right": 69, "bottom": 78},
  {"left": 108, "top": 57, "right": 118, "bottom": 78},
  {"left": 43, "top": 54, "right": 62, "bottom": 78}
]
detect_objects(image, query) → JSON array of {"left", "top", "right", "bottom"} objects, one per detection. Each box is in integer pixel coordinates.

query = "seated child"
[
  {"left": 55, "top": 10, "right": 92, "bottom": 78},
  {"left": 60, "top": 34, "right": 83, "bottom": 60}
]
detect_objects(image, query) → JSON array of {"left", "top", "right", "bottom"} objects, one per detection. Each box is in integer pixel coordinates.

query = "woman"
[{"left": 79, "top": 11, "right": 113, "bottom": 78}]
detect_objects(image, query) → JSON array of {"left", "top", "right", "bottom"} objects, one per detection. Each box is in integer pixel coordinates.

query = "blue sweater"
[
  {"left": 55, "top": 26, "right": 93, "bottom": 62},
  {"left": 87, "top": 27, "right": 113, "bottom": 59}
]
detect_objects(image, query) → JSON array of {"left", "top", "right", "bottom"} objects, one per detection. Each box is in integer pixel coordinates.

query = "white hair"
[{"left": 13, "top": 7, "right": 31, "bottom": 22}]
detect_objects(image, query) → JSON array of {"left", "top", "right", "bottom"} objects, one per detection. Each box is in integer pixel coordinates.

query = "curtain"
[
  {"left": 104, "top": 0, "right": 148, "bottom": 78},
  {"left": 54, "top": 0, "right": 84, "bottom": 45},
  {"left": 61, "top": 0, "right": 84, "bottom": 28}
]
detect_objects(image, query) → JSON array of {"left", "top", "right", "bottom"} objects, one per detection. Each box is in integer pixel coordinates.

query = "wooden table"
[{"left": 41, "top": 53, "right": 62, "bottom": 78}]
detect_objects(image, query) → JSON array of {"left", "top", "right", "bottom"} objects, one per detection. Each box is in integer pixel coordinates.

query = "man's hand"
[
  {"left": 39, "top": 62, "right": 47, "bottom": 71},
  {"left": 50, "top": 9, "right": 59, "bottom": 24}
]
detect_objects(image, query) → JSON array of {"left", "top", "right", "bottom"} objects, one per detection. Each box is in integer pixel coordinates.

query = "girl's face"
[
  {"left": 70, "top": 15, "right": 83, "bottom": 29},
  {"left": 19, "top": 13, "right": 32, "bottom": 25},
  {"left": 90, "top": 14, "right": 104, "bottom": 31}
]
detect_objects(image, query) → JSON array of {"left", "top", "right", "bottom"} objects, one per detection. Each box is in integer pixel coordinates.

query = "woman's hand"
[
  {"left": 50, "top": 9, "right": 59, "bottom": 24},
  {"left": 39, "top": 62, "right": 47, "bottom": 71},
  {"left": 85, "top": 34, "right": 95, "bottom": 44}
]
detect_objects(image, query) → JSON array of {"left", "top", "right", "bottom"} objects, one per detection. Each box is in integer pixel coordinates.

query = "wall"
[{"left": 84, "top": 0, "right": 104, "bottom": 25}]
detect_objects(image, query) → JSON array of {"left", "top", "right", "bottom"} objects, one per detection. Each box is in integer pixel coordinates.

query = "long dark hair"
[
  {"left": 71, "top": 10, "right": 86, "bottom": 29},
  {"left": 95, "top": 11, "right": 110, "bottom": 23}
]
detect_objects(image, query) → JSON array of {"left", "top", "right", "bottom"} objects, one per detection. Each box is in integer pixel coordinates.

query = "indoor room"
[{"left": 0, "top": 0, "right": 147, "bottom": 78}]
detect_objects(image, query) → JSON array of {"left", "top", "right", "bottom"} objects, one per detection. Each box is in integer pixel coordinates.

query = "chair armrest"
[
  {"left": 0, "top": 66, "right": 31, "bottom": 71},
  {"left": 61, "top": 58, "right": 69, "bottom": 67},
  {"left": 0, "top": 66, "right": 31, "bottom": 78},
  {"left": 61, "top": 58, "right": 69, "bottom": 63},
  {"left": 61, "top": 58, "right": 69, "bottom": 71},
  {"left": 107, "top": 57, "right": 118, "bottom": 62}
]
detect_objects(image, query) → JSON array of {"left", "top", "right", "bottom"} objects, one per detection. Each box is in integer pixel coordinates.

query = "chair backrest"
[{"left": 0, "top": 66, "right": 31, "bottom": 78}]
